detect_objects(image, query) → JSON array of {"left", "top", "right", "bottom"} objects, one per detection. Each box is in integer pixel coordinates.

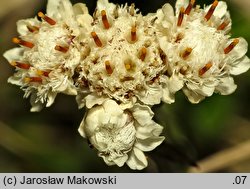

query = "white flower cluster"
[{"left": 3, "top": 0, "right": 250, "bottom": 170}]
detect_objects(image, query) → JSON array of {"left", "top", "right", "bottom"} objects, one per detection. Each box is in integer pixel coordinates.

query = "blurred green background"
[{"left": 0, "top": 0, "right": 250, "bottom": 172}]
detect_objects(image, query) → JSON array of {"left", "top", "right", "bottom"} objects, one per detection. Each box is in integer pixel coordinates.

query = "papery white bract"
[
  {"left": 155, "top": 0, "right": 250, "bottom": 103},
  {"left": 78, "top": 99, "right": 165, "bottom": 170}
]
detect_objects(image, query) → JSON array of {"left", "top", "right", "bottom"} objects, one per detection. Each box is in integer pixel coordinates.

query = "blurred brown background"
[{"left": 0, "top": 0, "right": 250, "bottom": 172}]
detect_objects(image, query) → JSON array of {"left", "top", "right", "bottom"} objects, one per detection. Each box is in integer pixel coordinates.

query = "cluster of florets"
[{"left": 3, "top": 0, "right": 250, "bottom": 170}]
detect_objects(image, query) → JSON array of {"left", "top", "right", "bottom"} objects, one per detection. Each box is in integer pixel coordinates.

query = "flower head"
[
  {"left": 3, "top": 0, "right": 92, "bottom": 111},
  {"left": 156, "top": 0, "right": 250, "bottom": 103},
  {"left": 76, "top": 0, "right": 167, "bottom": 108},
  {"left": 78, "top": 99, "right": 165, "bottom": 170}
]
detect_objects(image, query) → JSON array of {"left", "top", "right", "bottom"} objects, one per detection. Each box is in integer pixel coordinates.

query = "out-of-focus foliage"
[{"left": 0, "top": 0, "right": 250, "bottom": 172}]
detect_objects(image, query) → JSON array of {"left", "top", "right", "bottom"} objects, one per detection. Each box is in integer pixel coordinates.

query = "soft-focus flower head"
[
  {"left": 156, "top": 0, "right": 250, "bottom": 103},
  {"left": 3, "top": 0, "right": 92, "bottom": 111},
  {"left": 76, "top": 0, "right": 168, "bottom": 109},
  {"left": 78, "top": 99, "right": 165, "bottom": 170}
]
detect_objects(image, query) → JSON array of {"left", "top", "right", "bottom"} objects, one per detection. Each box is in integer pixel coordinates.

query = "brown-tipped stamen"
[
  {"left": 12, "top": 37, "right": 34, "bottom": 48},
  {"left": 91, "top": 32, "right": 103, "bottom": 47},
  {"left": 24, "top": 77, "right": 42, "bottom": 83},
  {"left": 224, "top": 39, "right": 239, "bottom": 54},
  {"left": 177, "top": 7, "right": 185, "bottom": 26},
  {"left": 38, "top": 12, "right": 56, "bottom": 25},
  {"left": 139, "top": 47, "right": 147, "bottom": 61},
  {"left": 131, "top": 25, "right": 137, "bottom": 42},
  {"left": 27, "top": 25, "right": 39, "bottom": 33},
  {"left": 37, "top": 70, "right": 50, "bottom": 77},
  {"left": 185, "top": 0, "right": 195, "bottom": 15},
  {"left": 199, "top": 62, "right": 213, "bottom": 76},
  {"left": 217, "top": 20, "right": 229, "bottom": 31},
  {"left": 181, "top": 47, "right": 193, "bottom": 59},
  {"left": 205, "top": 0, "right": 218, "bottom": 21},
  {"left": 101, "top": 10, "right": 110, "bottom": 29},
  {"left": 10, "top": 61, "right": 30, "bottom": 69},
  {"left": 55, "top": 45, "right": 69, "bottom": 53},
  {"left": 105, "top": 61, "right": 113, "bottom": 75}
]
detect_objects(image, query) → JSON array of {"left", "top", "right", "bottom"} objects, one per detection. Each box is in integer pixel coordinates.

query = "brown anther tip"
[
  {"left": 140, "top": 47, "right": 147, "bottom": 61},
  {"left": 101, "top": 10, "right": 110, "bottom": 29},
  {"left": 224, "top": 38, "right": 239, "bottom": 54},
  {"left": 101, "top": 10, "right": 106, "bottom": 16},
  {"left": 131, "top": 26, "right": 136, "bottom": 33},
  {"left": 141, "top": 47, "right": 147, "bottom": 53},
  {"left": 38, "top": 12, "right": 45, "bottom": 18},
  {"left": 185, "top": 0, "right": 196, "bottom": 15},
  {"left": 213, "top": 0, "right": 219, "bottom": 7},
  {"left": 91, "top": 31, "right": 96, "bottom": 37},
  {"left": 131, "top": 26, "right": 137, "bottom": 42},
  {"left": 55, "top": 45, "right": 69, "bottom": 53},
  {"left": 105, "top": 61, "right": 113, "bottom": 75},
  {"left": 12, "top": 37, "right": 20, "bottom": 44},
  {"left": 177, "top": 7, "right": 185, "bottom": 26},
  {"left": 199, "top": 62, "right": 213, "bottom": 76},
  {"left": 186, "top": 47, "right": 192, "bottom": 53},
  {"left": 217, "top": 20, "right": 229, "bottom": 30},
  {"left": 233, "top": 38, "right": 240, "bottom": 44},
  {"left": 24, "top": 77, "right": 31, "bottom": 83},
  {"left": 91, "top": 32, "right": 103, "bottom": 47},
  {"left": 10, "top": 61, "right": 17, "bottom": 67},
  {"left": 205, "top": 0, "right": 219, "bottom": 21},
  {"left": 181, "top": 47, "right": 193, "bottom": 59},
  {"left": 37, "top": 70, "right": 49, "bottom": 77},
  {"left": 36, "top": 70, "right": 43, "bottom": 76}
]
